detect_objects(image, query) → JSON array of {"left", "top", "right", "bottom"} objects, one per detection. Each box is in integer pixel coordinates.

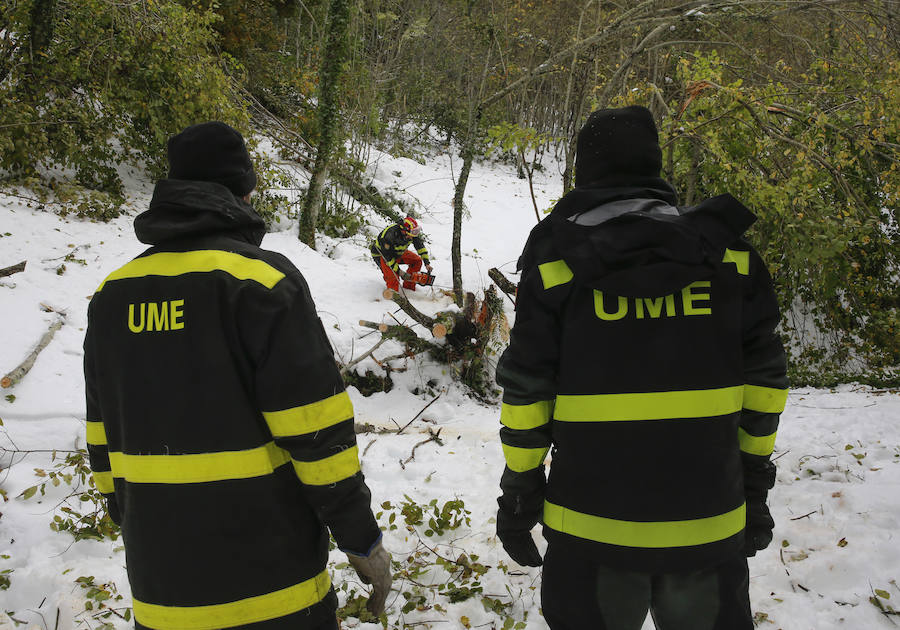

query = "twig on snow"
[
  {"left": 396, "top": 392, "right": 443, "bottom": 435},
  {"left": 789, "top": 510, "right": 818, "bottom": 521}
]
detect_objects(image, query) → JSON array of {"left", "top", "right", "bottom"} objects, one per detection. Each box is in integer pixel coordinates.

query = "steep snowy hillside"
[{"left": 1, "top": 146, "right": 899, "bottom": 630}]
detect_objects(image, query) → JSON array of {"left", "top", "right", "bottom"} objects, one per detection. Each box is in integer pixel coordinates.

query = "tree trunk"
[
  {"left": 562, "top": 136, "right": 577, "bottom": 194},
  {"left": 685, "top": 135, "right": 701, "bottom": 206},
  {"left": 451, "top": 114, "right": 479, "bottom": 307},
  {"left": 27, "top": 0, "right": 56, "bottom": 78},
  {"left": 300, "top": 164, "right": 328, "bottom": 246},
  {"left": 451, "top": 41, "right": 493, "bottom": 306},
  {"left": 298, "top": 0, "right": 351, "bottom": 247}
]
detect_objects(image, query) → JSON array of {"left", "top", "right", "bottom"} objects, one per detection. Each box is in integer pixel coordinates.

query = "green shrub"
[
  {"left": 651, "top": 51, "right": 900, "bottom": 385},
  {"left": 0, "top": 1, "right": 249, "bottom": 219}
]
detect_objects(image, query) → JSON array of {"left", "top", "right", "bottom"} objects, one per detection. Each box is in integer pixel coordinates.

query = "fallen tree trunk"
[
  {"left": 0, "top": 261, "right": 26, "bottom": 278},
  {"left": 241, "top": 84, "right": 406, "bottom": 225},
  {"left": 387, "top": 291, "right": 436, "bottom": 330},
  {"left": 2, "top": 317, "right": 63, "bottom": 388}
]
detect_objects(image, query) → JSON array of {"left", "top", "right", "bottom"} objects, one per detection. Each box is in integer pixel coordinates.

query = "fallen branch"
[
  {"left": 0, "top": 261, "right": 26, "bottom": 278},
  {"left": 2, "top": 317, "right": 64, "bottom": 388},
  {"left": 374, "top": 352, "right": 412, "bottom": 367},
  {"left": 355, "top": 422, "right": 397, "bottom": 435},
  {"left": 340, "top": 336, "right": 387, "bottom": 375},
  {"left": 358, "top": 319, "right": 435, "bottom": 354},
  {"left": 488, "top": 267, "right": 517, "bottom": 302},
  {"left": 400, "top": 428, "right": 443, "bottom": 468}
]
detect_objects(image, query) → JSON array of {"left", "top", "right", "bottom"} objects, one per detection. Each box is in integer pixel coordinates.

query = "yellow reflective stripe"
[
  {"left": 96, "top": 250, "right": 285, "bottom": 293},
  {"left": 554, "top": 386, "right": 743, "bottom": 422},
  {"left": 739, "top": 428, "right": 777, "bottom": 456},
  {"left": 543, "top": 501, "right": 746, "bottom": 548},
  {"left": 744, "top": 385, "right": 788, "bottom": 413},
  {"left": 502, "top": 444, "right": 549, "bottom": 473},
  {"left": 133, "top": 570, "right": 331, "bottom": 630},
  {"left": 538, "top": 260, "right": 574, "bottom": 290},
  {"left": 722, "top": 249, "right": 750, "bottom": 275},
  {"left": 92, "top": 470, "right": 114, "bottom": 494},
  {"left": 109, "top": 442, "right": 290, "bottom": 484},
  {"left": 292, "top": 446, "right": 360, "bottom": 486},
  {"left": 86, "top": 421, "right": 107, "bottom": 446},
  {"left": 263, "top": 392, "right": 354, "bottom": 437},
  {"left": 500, "top": 401, "right": 553, "bottom": 430}
]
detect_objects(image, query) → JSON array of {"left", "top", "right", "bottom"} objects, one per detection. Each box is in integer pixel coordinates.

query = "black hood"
[
  {"left": 548, "top": 179, "right": 756, "bottom": 296},
  {"left": 135, "top": 179, "right": 266, "bottom": 247}
]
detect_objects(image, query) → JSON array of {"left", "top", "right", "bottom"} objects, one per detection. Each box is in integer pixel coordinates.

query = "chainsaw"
[{"left": 408, "top": 271, "right": 435, "bottom": 286}]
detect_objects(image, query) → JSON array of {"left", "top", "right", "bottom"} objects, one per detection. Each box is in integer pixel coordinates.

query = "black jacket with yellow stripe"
[
  {"left": 85, "top": 180, "right": 381, "bottom": 629},
  {"left": 496, "top": 179, "right": 788, "bottom": 573},
  {"left": 369, "top": 223, "right": 430, "bottom": 270}
]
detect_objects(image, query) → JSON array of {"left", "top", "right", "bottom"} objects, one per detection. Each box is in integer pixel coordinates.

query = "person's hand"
[
  {"left": 743, "top": 499, "right": 774, "bottom": 557},
  {"left": 498, "top": 530, "right": 543, "bottom": 566},
  {"left": 346, "top": 540, "right": 392, "bottom": 615},
  {"left": 496, "top": 467, "right": 545, "bottom": 567},
  {"left": 399, "top": 271, "right": 412, "bottom": 281},
  {"left": 426, "top": 264, "right": 433, "bottom": 273}
]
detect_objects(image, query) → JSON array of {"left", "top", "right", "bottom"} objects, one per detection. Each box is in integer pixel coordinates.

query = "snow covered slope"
[{"left": 1, "top": 147, "right": 898, "bottom": 630}]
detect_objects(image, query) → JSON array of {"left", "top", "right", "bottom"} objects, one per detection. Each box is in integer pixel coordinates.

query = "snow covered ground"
[{"left": 1, "top": 144, "right": 899, "bottom": 630}]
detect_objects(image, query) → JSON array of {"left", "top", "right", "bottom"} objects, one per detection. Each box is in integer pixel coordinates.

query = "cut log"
[
  {"left": 0, "top": 261, "right": 26, "bottom": 278},
  {"left": 382, "top": 288, "right": 395, "bottom": 300},
  {"left": 431, "top": 311, "right": 460, "bottom": 339},
  {"left": 359, "top": 319, "right": 389, "bottom": 333},
  {"left": 1, "top": 318, "right": 64, "bottom": 388}
]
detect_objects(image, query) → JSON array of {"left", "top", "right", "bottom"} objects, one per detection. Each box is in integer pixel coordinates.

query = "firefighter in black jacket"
[
  {"left": 85, "top": 122, "right": 391, "bottom": 630},
  {"left": 370, "top": 216, "right": 432, "bottom": 292},
  {"left": 495, "top": 107, "right": 788, "bottom": 630}
]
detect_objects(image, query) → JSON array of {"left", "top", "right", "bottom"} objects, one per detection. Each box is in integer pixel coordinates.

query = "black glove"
[
  {"left": 497, "top": 467, "right": 545, "bottom": 567},
  {"left": 742, "top": 456, "right": 776, "bottom": 557},
  {"left": 743, "top": 498, "right": 774, "bottom": 557},
  {"left": 499, "top": 530, "right": 543, "bottom": 566}
]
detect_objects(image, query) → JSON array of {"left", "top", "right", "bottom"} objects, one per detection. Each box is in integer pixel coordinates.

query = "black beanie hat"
[
  {"left": 167, "top": 121, "right": 257, "bottom": 197},
  {"left": 574, "top": 106, "right": 662, "bottom": 186}
]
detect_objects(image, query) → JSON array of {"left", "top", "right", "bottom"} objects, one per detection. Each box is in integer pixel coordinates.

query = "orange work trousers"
[{"left": 379, "top": 250, "right": 422, "bottom": 291}]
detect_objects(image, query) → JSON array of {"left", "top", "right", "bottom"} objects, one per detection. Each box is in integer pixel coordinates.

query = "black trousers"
[{"left": 541, "top": 546, "right": 753, "bottom": 630}]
